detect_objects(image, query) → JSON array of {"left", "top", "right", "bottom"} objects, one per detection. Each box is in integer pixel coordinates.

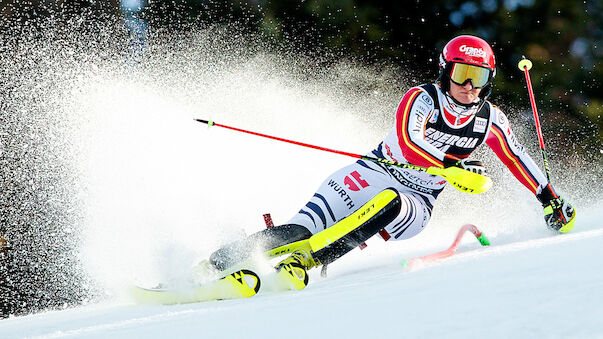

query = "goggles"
[{"left": 449, "top": 63, "right": 492, "bottom": 89}]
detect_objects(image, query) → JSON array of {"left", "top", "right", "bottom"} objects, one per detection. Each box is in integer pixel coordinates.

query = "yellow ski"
[{"left": 130, "top": 269, "right": 260, "bottom": 304}]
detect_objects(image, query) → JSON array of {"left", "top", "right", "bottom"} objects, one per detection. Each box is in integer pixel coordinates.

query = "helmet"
[{"left": 438, "top": 35, "right": 496, "bottom": 100}]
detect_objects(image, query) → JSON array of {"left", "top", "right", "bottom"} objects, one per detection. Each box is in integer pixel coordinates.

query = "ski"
[{"left": 130, "top": 269, "right": 261, "bottom": 304}]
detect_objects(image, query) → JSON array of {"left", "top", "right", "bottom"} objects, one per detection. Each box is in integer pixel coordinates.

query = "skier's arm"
[
  {"left": 396, "top": 87, "right": 460, "bottom": 168},
  {"left": 485, "top": 106, "right": 575, "bottom": 232},
  {"left": 485, "top": 106, "right": 548, "bottom": 194}
]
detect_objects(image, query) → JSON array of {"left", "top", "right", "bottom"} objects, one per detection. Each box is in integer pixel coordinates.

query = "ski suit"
[{"left": 287, "top": 83, "right": 549, "bottom": 240}]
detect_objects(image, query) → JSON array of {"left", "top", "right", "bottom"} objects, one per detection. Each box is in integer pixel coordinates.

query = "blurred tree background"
[
  {"left": 0, "top": 0, "right": 600, "bottom": 317},
  {"left": 2, "top": 0, "right": 600, "bottom": 141},
  {"left": 140, "top": 0, "right": 601, "bottom": 141}
]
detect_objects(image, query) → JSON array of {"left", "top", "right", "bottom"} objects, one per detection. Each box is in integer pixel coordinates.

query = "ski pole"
[
  {"left": 400, "top": 224, "right": 490, "bottom": 270},
  {"left": 517, "top": 57, "right": 552, "bottom": 183},
  {"left": 194, "top": 119, "right": 492, "bottom": 194}
]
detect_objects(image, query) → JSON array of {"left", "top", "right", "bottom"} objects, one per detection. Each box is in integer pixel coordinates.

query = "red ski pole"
[
  {"left": 518, "top": 57, "right": 552, "bottom": 183},
  {"left": 194, "top": 119, "right": 493, "bottom": 194},
  {"left": 400, "top": 224, "right": 490, "bottom": 270}
]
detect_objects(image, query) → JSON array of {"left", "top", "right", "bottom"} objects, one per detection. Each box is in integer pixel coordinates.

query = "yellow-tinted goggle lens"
[{"left": 450, "top": 63, "right": 491, "bottom": 88}]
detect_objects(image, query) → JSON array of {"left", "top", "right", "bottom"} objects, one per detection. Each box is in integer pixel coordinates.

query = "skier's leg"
[
  {"left": 286, "top": 161, "right": 392, "bottom": 235},
  {"left": 300, "top": 187, "right": 403, "bottom": 266},
  {"left": 282, "top": 189, "right": 431, "bottom": 269},
  {"left": 274, "top": 187, "right": 402, "bottom": 290},
  {"left": 209, "top": 224, "right": 312, "bottom": 271},
  {"left": 381, "top": 192, "right": 433, "bottom": 241},
  {"left": 275, "top": 187, "right": 435, "bottom": 290},
  {"left": 206, "top": 161, "right": 391, "bottom": 273}
]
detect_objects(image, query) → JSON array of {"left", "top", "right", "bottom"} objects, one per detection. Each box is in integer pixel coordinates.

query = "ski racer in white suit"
[{"left": 207, "top": 35, "right": 575, "bottom": 279}]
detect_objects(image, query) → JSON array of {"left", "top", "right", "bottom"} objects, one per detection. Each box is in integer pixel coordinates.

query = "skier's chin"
[{"left": 455, "top": 92, "right": 477, "bottom": 104}]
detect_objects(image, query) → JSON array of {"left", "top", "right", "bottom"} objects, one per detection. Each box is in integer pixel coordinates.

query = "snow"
[
  {"left": 2, "top": 207, "right": 602, "bottom": 339},
  {"left": 2, "top": 30, "right": 601, "bottom": 338}
]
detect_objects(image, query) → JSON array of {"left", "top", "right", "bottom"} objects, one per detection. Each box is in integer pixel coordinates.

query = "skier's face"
[{"left": 449, "top": 80, "right": 482, "bottom": 104}]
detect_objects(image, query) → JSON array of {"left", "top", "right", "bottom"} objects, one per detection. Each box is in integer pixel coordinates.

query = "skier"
[{"left": 200, "top": 35, "right": 576, "bottom": 288}]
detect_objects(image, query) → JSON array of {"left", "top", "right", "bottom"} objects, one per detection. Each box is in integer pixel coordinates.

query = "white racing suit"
[{"left": 288, "top": 83, "right": 549, "bottom": 241}]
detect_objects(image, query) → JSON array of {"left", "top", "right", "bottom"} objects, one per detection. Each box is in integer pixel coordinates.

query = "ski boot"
[{"left": 275, "top": 248, "right": 319, "bottom": 290}]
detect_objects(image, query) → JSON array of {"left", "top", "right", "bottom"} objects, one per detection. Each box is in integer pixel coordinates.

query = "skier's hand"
[
  {"left": 443, "top": 155, "right": 486, "bottom": 175},
  {"left": 536, "top": 185, "right": 576, "bottom": 233}
]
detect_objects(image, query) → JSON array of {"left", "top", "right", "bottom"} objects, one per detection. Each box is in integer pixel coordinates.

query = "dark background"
[
  {"left": 1, "top": 0, "right": 601, "bottom": 133},
  {"left": 0, "top": 0, "right": 600, "bottom": 317}
]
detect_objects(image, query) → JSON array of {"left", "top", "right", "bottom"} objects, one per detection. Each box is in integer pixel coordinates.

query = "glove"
[
  {"left": 443, "top": 155, "right": 486, "bottom": 175},
  {"left": 536, "top": 184, "right": 576, "bottom": 233}
]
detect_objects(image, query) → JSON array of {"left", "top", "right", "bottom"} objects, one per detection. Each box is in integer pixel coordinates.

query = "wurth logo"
[
  {"left": 459, "top": 45, "right": 486, "bottom": 58},
  {"left": 344, "top": 171, "right": 370, "bottom": 192},
  {"left": 327, "top": 180, "right": 355, "bottom": 209}
]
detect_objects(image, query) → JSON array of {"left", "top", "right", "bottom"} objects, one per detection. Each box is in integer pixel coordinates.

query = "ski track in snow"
[{"left": 3, "top": 221, "right": 602, "bottom": 339}]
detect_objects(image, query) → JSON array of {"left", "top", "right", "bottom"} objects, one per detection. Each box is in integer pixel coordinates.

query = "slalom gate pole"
[
  {"left": 400, "top": 224, "right": 490, "bottom": 270},
  {"left": 194, "top": 119, "right": 492, "bottom": 194},
  {"left": 518, "top": 57, "right": 552, "bottom": 183}
]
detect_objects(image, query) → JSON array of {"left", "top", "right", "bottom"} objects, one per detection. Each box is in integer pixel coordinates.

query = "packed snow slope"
[{"left": 2, "top": 207, "right": 602, "bottom": 338}]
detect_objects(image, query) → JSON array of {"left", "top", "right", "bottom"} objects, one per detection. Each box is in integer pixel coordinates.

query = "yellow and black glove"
[{"left": 536, "top": 184, "right": 576, "bottom": 233}]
